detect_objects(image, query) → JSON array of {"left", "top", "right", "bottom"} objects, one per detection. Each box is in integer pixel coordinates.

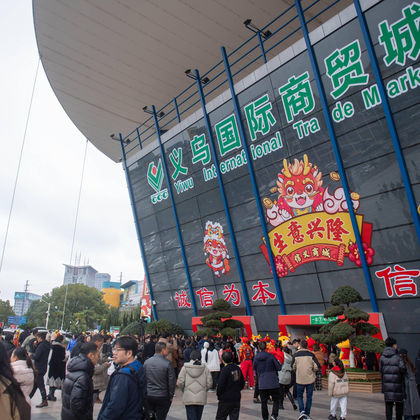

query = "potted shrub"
[{"left": 313, "top": 286, "right": 384, "bottom": 393}]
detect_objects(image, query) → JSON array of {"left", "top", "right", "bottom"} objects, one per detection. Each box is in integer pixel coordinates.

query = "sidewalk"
[{"left": 32, "top": 386, "right": 385, "bottom": 419}]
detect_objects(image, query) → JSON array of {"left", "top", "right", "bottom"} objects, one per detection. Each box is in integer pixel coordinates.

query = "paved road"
[{"left": 31, "top": 385, "right": 385, "bottom": 419}]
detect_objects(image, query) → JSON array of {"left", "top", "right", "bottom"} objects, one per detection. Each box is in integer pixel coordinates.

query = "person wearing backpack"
[
  {"left": 216, "top": 351, "right": 245, "bottom": 420},
  {"left": 98, "top": 336, "right": 147, "bottom": 420},
  {"left": 278, "top": 347, "right": 298, "bottom": 411},
  {"left": 328, "top": 358, "right": 349, "bottom": 420},
  {"left": 238, "top": 337, "right": 254, "bottom": 390}
]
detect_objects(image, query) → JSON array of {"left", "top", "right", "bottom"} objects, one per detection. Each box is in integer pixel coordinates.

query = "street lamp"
[{"left": 40, "top": 298, "right": 51, "bottom": 330}]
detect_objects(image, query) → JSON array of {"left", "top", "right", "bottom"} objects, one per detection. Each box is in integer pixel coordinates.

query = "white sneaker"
[{"left": 298, "top": 412, "right": 307, "bottom": 420}]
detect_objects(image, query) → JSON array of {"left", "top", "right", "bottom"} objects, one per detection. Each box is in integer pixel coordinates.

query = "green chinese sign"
[
  {"left": 144, "top": 0, "right": 420, "bottom": 207},
  {"left": 310, "top": 315, "right": 337, "bottom": 325}
]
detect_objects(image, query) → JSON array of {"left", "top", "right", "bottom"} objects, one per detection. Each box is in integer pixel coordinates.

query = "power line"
[
  {"left": 0, "top": 57, "right": 41, "bottom": 274},
  {"left": 61, "top": 138, "right": 89, "bottom": 331}
]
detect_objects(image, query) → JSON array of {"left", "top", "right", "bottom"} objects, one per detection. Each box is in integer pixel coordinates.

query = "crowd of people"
[{"left": 0, "top": 327, "right": 419, "bottom": 420}]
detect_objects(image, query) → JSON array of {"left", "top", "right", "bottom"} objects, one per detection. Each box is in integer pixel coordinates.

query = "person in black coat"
[
  {"left": 1, "top": 334, "right": 15, "bottom": 357},
  {"left": 379, "top": 337, "right": 407, "bottom": 420},
  {"left": 70, "top": 334, "right": 86, "bottom": 358},
  {"left": 47, "top": 334, "right": 67, "bottom": 401},
  {"left": 143, "top": 335, "right": 157, "bottom": 362},
  {"left": 416, "top": 349, "right": 420, "bottom": 398},
  {"left": 216, "top": 350, "right": 245, "bottom": 420},
  {"left": 18, "top": 328, "right": 30, "bottom": 345},
  {"left": 61, "top": 342, "right": 99, "bottom": 420},
  {"left": 29, "top": 331, "right": 51, "bottom": 407}
]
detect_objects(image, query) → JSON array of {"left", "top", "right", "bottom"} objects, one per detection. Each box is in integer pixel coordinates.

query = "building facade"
[
  {"left": 123, "top": 0, "right": 420, "bottom": 355},
  {"left": 33, "top": 0, "right": 420, "bottom": 356},
  {"left": 13, "top": 292, "right": 41, "bottom": 317},
  {"left": 120, "top": 280, "right": 144, "bottom": 309},
  {"left": 102, "top": 288, "right": 123, "bottom": 308},
  {"left": 95, "top": 273, "right": 112, "bottom": 290},
  {"left": 63, "top": 264, "right": 99, "bottom": 290}
]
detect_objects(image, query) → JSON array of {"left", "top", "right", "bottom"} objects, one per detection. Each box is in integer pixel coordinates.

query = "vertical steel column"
[
  {"left": 194, "top": 69, "right": 252, "bottom": 316},
  {"left": 151, "top": 105, "right": 198, "bottom": 316},
  {"left": 257, "top": 32, "right": 267, "bottom": 64},
  {"left": 135, "top": 127, "right": 142, "bottom": 150},
  {"left": 294, "top": 0, "right": 379, "bottom": 312},
  {"left": 354, "top": 0, "right": 420, "bottom": 244},
  {"left": 221, "top": 47, "right": 286, "bottom": 314},
  {"left": 119, "top": 134, "right": 158, "bottom": 320},
  {"left": 174, "top": 98, "right": 181, "bottom": 123}
]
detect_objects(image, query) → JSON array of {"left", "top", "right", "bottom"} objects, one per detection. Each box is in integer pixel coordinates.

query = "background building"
[
  {"left": 63, "top": 264, "right": 99, "bottom": 290},
  {"left": 95, "top": 272, "right": 112, "bottom": 289},
  {"left": 102, "top": 288, "right": 123, "bottom": 308},
  {"left": 120, "top": 280, "right": 144, "bottom": 310},
  {"left": 13, "top": 291, "right": 41, "bottom": 316}
]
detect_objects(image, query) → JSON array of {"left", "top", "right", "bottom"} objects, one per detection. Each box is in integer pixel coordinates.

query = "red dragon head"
[{"left": 277, "top": 154, "right": 323, "bottom": 210}]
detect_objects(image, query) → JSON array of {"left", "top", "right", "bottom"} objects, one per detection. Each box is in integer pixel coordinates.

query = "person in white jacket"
[
  {"left": 10, "top": 347, "right": 35, "bottom": 404},
  {"left": 201, "top": 341, "right": 221, "bottom": 391},
  {"left": 328, "top": 357, "right": 349, "bottom": 420},
  {"left": 178, "top": 350, "right": 212, "bottom": 420}
]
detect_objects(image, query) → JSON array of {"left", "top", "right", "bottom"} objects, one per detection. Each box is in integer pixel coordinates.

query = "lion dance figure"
[
  {"left": 203, "top": 221, "right": 230, "bottom": 277},
  {"left": 264, "top": 154, "right": 360, "bottom": 226}
]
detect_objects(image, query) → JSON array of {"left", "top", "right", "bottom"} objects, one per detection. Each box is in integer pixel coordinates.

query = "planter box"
[
  {"left": 346, "top": 371, "right": 381, "bottom": 381},
  {"left": 321, "top": 375, "right": 382, "bottom": 393},
  {"left": 349, "top": 381, "right": 382, "bottom": 393}
]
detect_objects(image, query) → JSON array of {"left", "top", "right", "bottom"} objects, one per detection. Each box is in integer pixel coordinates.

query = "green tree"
[
  {"left": 0, "top": 299, "right": 15, "bottom": 324},
  {"left": 144, "top": 319, "right": 185, "bottom": 336},
  {"left": 103, "top": 306, "right": 120, "bottom": 332},
  {"left": 26, "top": 284, "right": 109, "bottom": 332},
  {"left": 312, "top": 286, "right": 384, "bottom": 361},
  {"left": 195, "top": 299, "right": 244, "bottom": 337}
]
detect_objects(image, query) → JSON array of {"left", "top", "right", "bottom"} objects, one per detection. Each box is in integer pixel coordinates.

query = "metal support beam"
[
  {"left": 294, "top": 0, "right": 378, "bottom": 312},
  {"left": 257, "top": 32, "right": 267, "bottom": 64},
  {"left": 195, "top": 69, "right": 252, "bottom": 316},
  {"left": 135, "top": 127, "right": 142, "bottom": 150},
  {"left": 119, "top": 133, "right": 158, "bottom": 320},
  {"left": 353, "top": 0, "right": 420, "bottom": 244},
  {"left": 221, "top": 46, "right": 286, "bottom": 314},
  {"left": 151, "top": 106, "right": 198, "bottom": 316},
  {"left": 174, "top": 97, "right": 181, "bottom": 123}
]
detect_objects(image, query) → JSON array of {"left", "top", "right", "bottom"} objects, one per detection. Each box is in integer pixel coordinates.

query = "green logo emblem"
[{"left": 147, "top": 160, "right": 164, "bottom": 193}]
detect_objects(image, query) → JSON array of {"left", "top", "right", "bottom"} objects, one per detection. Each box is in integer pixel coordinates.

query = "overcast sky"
[{"left": 0, "top": 2, "right": 143, "bottom": 304}]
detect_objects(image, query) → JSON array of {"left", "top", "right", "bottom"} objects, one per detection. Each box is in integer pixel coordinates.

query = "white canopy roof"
[{"left": 33, "top": 0, "right": 349, "bottom": 162}]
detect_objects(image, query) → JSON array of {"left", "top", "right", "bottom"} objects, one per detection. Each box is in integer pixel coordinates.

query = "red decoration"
[
  {"left": 223, "top": 284, "right": 241, "bottom": 306},
  {"left": 174, "top": 290, "right": 191, "bottom": 308},
  {"left": 195, "top": 287, "right": 214, "bottom": 307},
  {"left": 348, "top": 241, "right": 374, "bottom": 266},
  {"left": 251, "top": 281, "right": 276, "bottom": 304},
  {"left": 375, "top": 265, "right": 419, "bottom": 297}
]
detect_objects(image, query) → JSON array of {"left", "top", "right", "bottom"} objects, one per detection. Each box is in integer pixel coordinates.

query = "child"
[{"left": 328, "top": 358, "right": 349, "bottom": 420}]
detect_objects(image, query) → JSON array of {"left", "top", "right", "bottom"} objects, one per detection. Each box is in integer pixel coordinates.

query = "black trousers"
[
  {"left": 211, "top": 371, "right": 220, "bottom": 390},
  {"left": 30, "top": 372, "right": 47, "bottom": 401},
  {"left": 147, "top": 396, "right": 172, "bottom": 420},
  {"left": 260, "top": 388, "right": 281, "bottom": 420},
  {"left": 280, "top": 383, "right": 295, "bottom": 408},
  {"left": 385, "top": 401, "right": 403, "bottom": 420},
  {"left": 216, "top": 401, "right": 240, "bottom": 420},
  {"left": 254, "top": 379, "right": 260, "bottom": 399}
]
